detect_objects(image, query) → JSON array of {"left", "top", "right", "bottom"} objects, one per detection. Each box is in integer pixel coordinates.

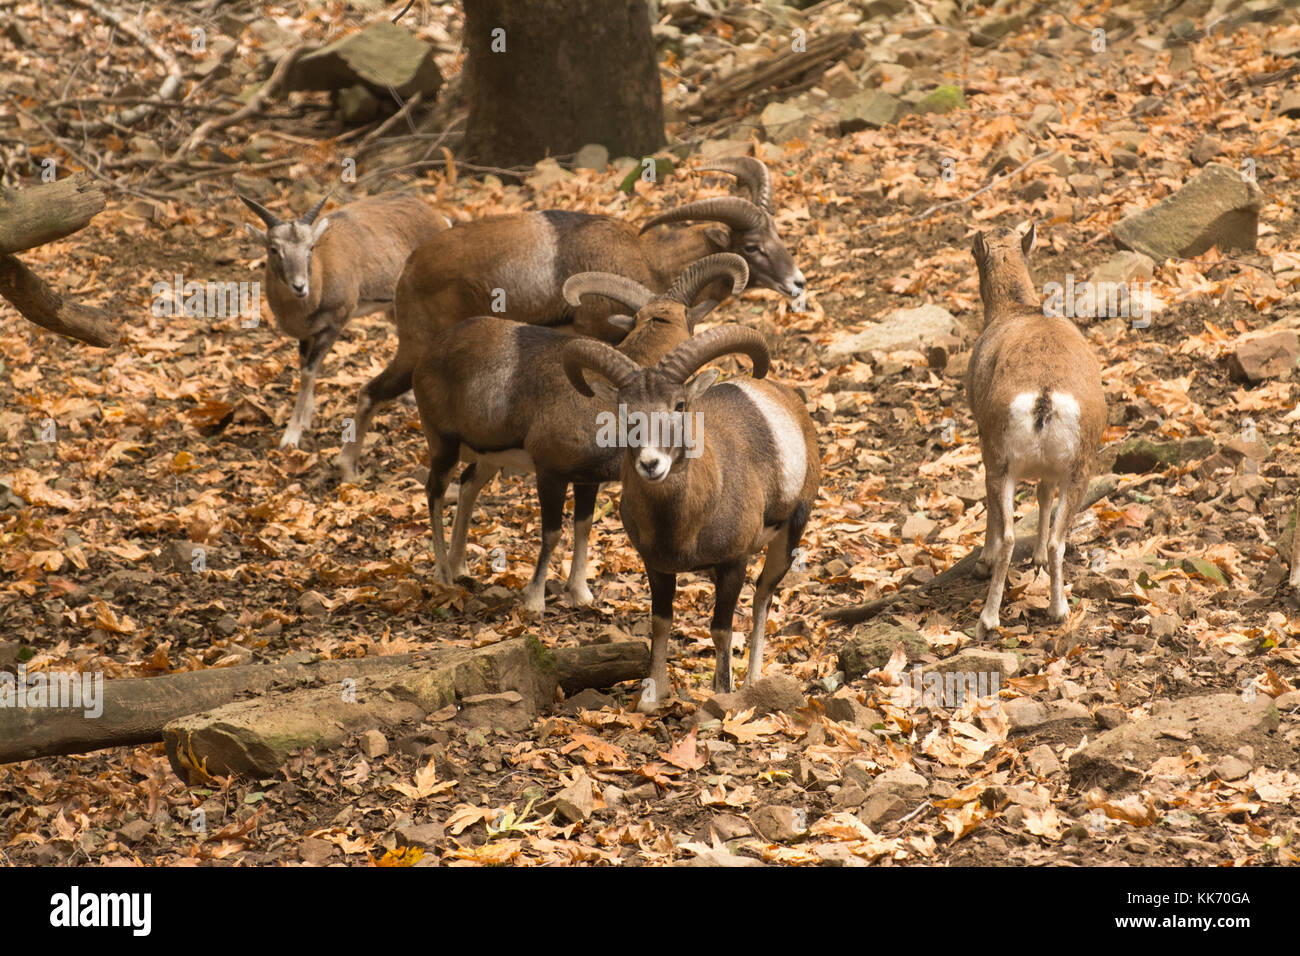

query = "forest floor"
[{"left": 2, "top": 0, "right": 1299, "bottom": 866}]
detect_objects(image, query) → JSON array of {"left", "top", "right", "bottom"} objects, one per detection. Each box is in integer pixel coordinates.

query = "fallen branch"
[
  {"left": 167, "top": 42, "right": 313, "bottom": 162},
  {"left": 0, "top": 172, "right": 106, "bottom": 255},
  {"left": 0, "top": 641, "right": 648, "bottom": 765},
  {"left": 823, "top": 473, "right": 1121, "bottom": 624},
  {"left": 0, "top": 255, "right": 117, "bottom": 347},
  {"left": 64, "top": 0, "right": 184, "bottom": 129}
]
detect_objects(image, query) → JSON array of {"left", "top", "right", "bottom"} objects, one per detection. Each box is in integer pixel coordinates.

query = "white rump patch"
[
  {"left": 731, "top": 379, "right": 805, "bottom": 505},
  {"left": 1006, "top": 390, "right": 1081, "bottom": 479}
]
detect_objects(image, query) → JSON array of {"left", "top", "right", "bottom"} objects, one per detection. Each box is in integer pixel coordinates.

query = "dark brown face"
[
  {"left": 731, "top": 219, "right": 805, "bottom": 298},
  {"left": 598, "top": 370, "right": 715, "bottom": 483}
]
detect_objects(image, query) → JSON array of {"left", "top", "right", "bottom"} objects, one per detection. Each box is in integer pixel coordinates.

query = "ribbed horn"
[
  {"left": 656, "top": 324, "right": 770, "bottom": 384},
  {"left": 639, "top": 196, "right": 765, "bottom": 234},
  {"left": 562, "top": 339, "right": 643, "bottom": 397},
  {"left": 562, "top": 272, "right": 655, "bottom": 313},
  {"left": 239, "top": 194, "right": 281, "bottom": 228},
  {"left": 666, "top": 253, "right": 748, "bottom": 305},
  {"left": 299, "top": 192, "right": 332, "bottom": 225},
  {"left": 701, "top": 157, "right": 772, "bottom": 213}
]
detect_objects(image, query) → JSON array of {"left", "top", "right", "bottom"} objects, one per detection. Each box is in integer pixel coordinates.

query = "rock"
[
  {"left": 116, "top": 819, "right": 152, "bottom": 844},
  {"left": 679, "top": 845, "right": 766, "bottom": 867},
  {"left": 458, "top": 691, "right": 533, "bottom": 731},
  {"left": 932, "top": 649, "right": 1020, "bottom": 681},
  {"left": 1026, "top": 744, "right": 1062, "bottom": 776},
  {"left": 540, "top": 775, "right": 594, "bottom": 824},
  {"left": 823, "top": 689, "right": 879, "bottom": 727},
  {"left": 900, "top": 513, "right": 937, "bottom": 541},
  {"left": 761, "top": 99, "right": 815, "bottom": 141},
  {"left": 395, "top": 822, "right": 444, "bottom": 848},
  {"left": 867, "top": 767, "right": 927, "bottom": 804},
  {"left": 820, "top": 62, "right": 859, "bottom": 99},
  {"left": 1004, "top": 698, "right": 1090, "bottom": 733},
  {"left": 159, "top": 540, "right": 212, "bottom": 573},
  {"left": 913, "top": 84, "right": 966, "bottom": 115},
  {"left": 1212, "top": 755, "right": 1252, "bottom": 781},
  {"left": 562, "top": 687, "right": 614, "bottom": 713},
  {"left": 856, "top": 791, "right": 907, "bottom": 827},
  {"left": 751, "top": 804, "right": 807, "bottom": 843},
  {"left": 1276, "top": 691, "right": 1300, "bottom": 711},
  {"left": 1227, "top": 331, "right": 1299, "bottom": 384},
  {"left": 286, "top": 21, "right": 442, "bottom": 99},
  {"left": 360, "top": 729, "right": 388, "bottom": 758},
  {"left": 1002, "top": 697, "right": 1049, "bottom": 731},
  {"left": 833, "top": 783, "right": 868, "bottom": 809},
  {"left": 1069, "top": 693, "right": 1284, "bottom": 789},
  {"left": 1091, "top": 251, "right": 1155, "bottom": 286},
  {"left": 298, "top": 590, "right": 329, "bottom": 617},
  {"left": 814, "top": 842, "right": 868, "bottom": 866},
  {"left": 602, "top": 784, "right": 626, "bottom": 807},
  {"left": 1277, "top": 90, "right": 1300, "bottom": 118},
  {"left": 572, "top": 143, "right": 610, "bottom": 171},
  {"left": 338, "top": 84, "right": 380, "bottom": 124},
  {"left": 839, "top": 621, "right": 929, "bottom": 681},
  {"left": 1112, "top": 162, "right": 1264, "bottom": 260},
  {"left": 703, "top": 673, "right": 806, "bottom": 718},
  {"left": 822, "top": 304, "right": 959, "bottom": 366},
  {"left": 1149, "top": 615, "right": 1179, "bottom": 640},
  {"left": 1068, "top": 173, "right": 1102, "bottom": 197},
  {"left": 1190, "top": 134, "right": 1224, "bottom": 166},
  {"left": 214, "top": 614, "right": 239, "bottom": 637},
  {"left": 1102, "top": 435, "right": 1216, "bottom": 474},
  {"left": 970, "top": 15, "right": 1025, "bottom": 46},
  {"left": 985, "top": 133, "right": 1033, "bottom": 176},
  {"left": 838, "top": 90, "right": 903, "bottom": 133},
  {"left": 1026, "top": 103, "right": 1062, "bottom": 136},
  {"left": 526, "top": 157, "right": 575, "bottom": 191},
  {"left": 708, "top": 813, "right": 752, "bottom": 842}
]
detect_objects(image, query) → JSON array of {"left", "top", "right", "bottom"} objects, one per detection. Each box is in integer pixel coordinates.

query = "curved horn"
[
  {"left": 239, "top": 195, "right": 281, "bottom": 228},
  {"left": 562, "top": 272, "right": 655, "bottom": 313},
  {"left": 562, "top": 339, "right": 643, "bottom": 397},
  {"left": 639, "top": 197, "right": 765, "bottom": 234},
  {"left": 701, "top": 157, "right": 772, "bottom": 213},
  {"left": 666, "top": 253, "right": 748, "bottom": 305},
  {"left": 657, "top": 324, "right": 770, "bottom": 384},
  {"left": 299, "top": 192, "right": 332, "bottom": 225}
]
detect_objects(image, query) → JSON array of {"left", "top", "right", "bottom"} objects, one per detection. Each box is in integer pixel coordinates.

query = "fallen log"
[
  {"left": 0, "top": 173, "right": 116, "bottom": 347},
  {"left": 0, "top": 255, "right": 117, "bottom": 347},
  {"left": 823, "top": 474, "right": 1121, "bottom": 625},
  {"left": 0, "top": 640, "right": 648, "bottom": 767},
  {"left": 0, "top": 172, "right": 106, "bottom": 255}
]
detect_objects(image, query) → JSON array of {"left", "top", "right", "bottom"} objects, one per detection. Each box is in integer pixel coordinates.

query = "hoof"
[
  {"left": 973, "top": 560, "right": 992, "bottom": 580},
  {"left": 567, "top": 583, "right": 594, "bottom": 607}
]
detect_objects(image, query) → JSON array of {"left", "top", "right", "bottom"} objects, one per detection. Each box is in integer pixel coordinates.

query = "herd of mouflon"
[{"left": 238, "top": 157, "right": 1105, "bottom": 711}]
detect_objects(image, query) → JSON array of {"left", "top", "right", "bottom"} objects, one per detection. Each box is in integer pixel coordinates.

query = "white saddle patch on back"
[{"left": 729, "top": 379, "right": 805, "bottom": 505}]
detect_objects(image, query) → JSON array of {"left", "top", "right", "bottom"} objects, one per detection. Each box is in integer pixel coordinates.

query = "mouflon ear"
[{"left": 1021, "top": 221, "right": 1037, "bottom": 258}]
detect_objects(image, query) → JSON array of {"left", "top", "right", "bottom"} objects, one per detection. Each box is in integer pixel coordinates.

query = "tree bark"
[
  {"left": 0, "top": 641, "right": 649, "bottom": 764},
  {"left": 0, "top": 172, "right": 106, "bottom": 255},
  {"left": 461, "top": 0, "right": 664, "bottom": 167},
  {"left": 0, "top": 173, "right": 116, "bottom": 347},
  {"left": 0, "top": 255, "right": 117, "bottom": 347}
]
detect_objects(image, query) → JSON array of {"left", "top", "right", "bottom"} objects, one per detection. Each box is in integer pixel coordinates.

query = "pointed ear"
[
  {"left": 685, "top": 368, "right": 720, "bottom": 400},
  {"left": 686, "top": 299, "right": 719, "bottom": 332},
  {"left": 311, "top": 217, "right": 330, "bottom": 242},
  {"left": 245, "top": 222, "right": 267, "bottom": 243},
  {"left": 606, "top": 315, "right": 635, "bottom": 334},
  {"left": 1021, "top": 221, "right": 1036, "bottom": 257},
  {"left": 704, "top": 225, "right": 729, "bottom": 250},
  {"left": 590, "top": 380, "right": 619, "bottom": 407},
  {"left": 971, "top": 231, "right": 986, "bottom": 264}
]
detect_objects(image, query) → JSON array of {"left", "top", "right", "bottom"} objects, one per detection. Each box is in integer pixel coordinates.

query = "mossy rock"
[
  {"left": 839, "top": 621, "right": 929, "bottom": 681},
  {"left": 914, "top": 85, "right": 967, "bottom": 115}
]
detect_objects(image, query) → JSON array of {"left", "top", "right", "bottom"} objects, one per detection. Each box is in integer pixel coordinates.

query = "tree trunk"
[{"left": 461, "top": 0, "right": 664, "bottom": 168}]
